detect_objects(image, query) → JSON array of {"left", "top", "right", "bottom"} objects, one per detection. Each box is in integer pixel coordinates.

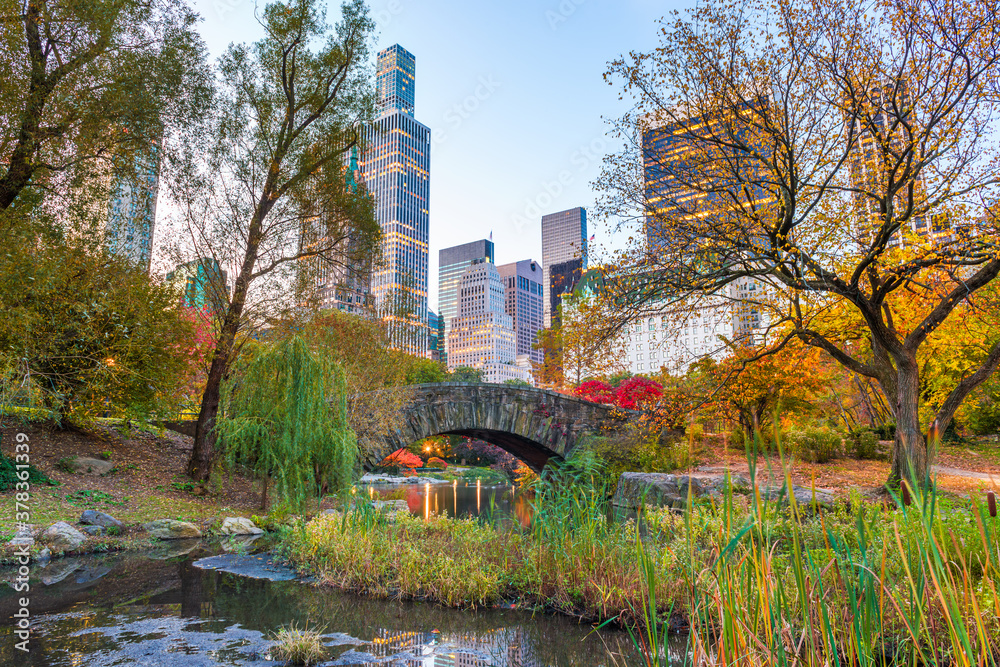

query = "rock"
[
  {"left": 80, "top": 525, "right": 104, "bottom": 536},
  {"left": 219, "top": 517, "right": 264, "bottom": 536},
  {"left": 66, "top": 456, "right": 115, "bottom": 475},
  {"left": 220, "top": 534, "right": 263, "bottom": 552},
  {"left": 143, "top": 519, "right": 202, "bottom": 540},
  {"left": 38, "top": 522, "right": 87, "bottom": 551},
  {"left": 372, "top": 500, "right": 409, "bottom": 513},
  {"left": 762, "top": 484, "right": 836, "bottom": 510},
  {"left": 612, "top": 472, "right": 750, "bottom": 510},
  {"left": 36, "top": 548, "right": 50, "bottom": 565},
  {"left": 8, "top": 526, "right": 34, "bottom": 548},
  {"left": 79, "top": 509, "right": 124, "bottom": 530},
  {"left": 147, "top": 538, "right": 202, "bottom": 560}
]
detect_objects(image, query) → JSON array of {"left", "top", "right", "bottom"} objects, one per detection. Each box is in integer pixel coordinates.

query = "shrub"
[
  {"left": 0, "top": 454, "right": 57, "bottom": 492},
  {"left": 426, "top": 456, "right": 447, "bottom": 469},
  {"left": 848, "top": 428, "right": 886, "bottom": 460},
  {"left": 872, "top": 422, "right": 896, "bottom": 440},
  {"left": 786, "top": 426, "right": 842, "bottom": 463},
  {"left": 380, "top": 449, "right": 422, "bottom": 470},
  {"left": 270, "top": 622, "right": 326, "bottom": 665}
]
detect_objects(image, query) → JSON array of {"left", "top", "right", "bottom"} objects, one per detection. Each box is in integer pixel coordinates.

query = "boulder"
[
  {"left": 612, "top": 472, "right": 750, "bottom": 510},
  {"left": 79, "top": 509, "right": 124, "bottom": 530},
  {"left": 36, "top": 548, "right": 50, "bottom": 565},
  {"left": 80, "top": 525, "right": 104, "bottom": 536},
  {"left": 144, "top": 519, "right": 202, "bottom": 540},
  {"left": 38, "top": 522, "right": 87, "bottom": 551},
  {"left": 66, "top": 457, "right": 115, "bottom": 475},
  {"left": 147, "top": 539, "right": 202, "bottom": 560},
  {"left": 220, "top": 534, "right": 263, "bottom": 552},
  {"left": 8, "top": 526, "right": 34, "bottom": 548},
  {"left": 40, "top": 558, "right": 83, "bottom": 586},
  {"left": 219, "top": 517, "right": 264, "bottom": 536},
  {"left": 762, "top": 484, "right": 836, "bottom": 510}
]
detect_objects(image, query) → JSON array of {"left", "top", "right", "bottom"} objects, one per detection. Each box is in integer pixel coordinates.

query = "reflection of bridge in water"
[{"left": 361, "top": 383, "right": 630, "bottom": 472}]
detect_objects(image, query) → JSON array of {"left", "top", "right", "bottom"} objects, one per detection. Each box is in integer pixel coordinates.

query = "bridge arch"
[{"left": 360, "top": 383, "right": 628, "bottom": 472}]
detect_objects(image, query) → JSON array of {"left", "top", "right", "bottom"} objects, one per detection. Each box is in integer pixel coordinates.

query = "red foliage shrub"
[
  {"left": 381, "top": 449, "right": 423, "bottom": 469},
  {"left": 613, "top": 376, "right": 664, "bottom": 410},
  {"left": 427, "top": 456, "right": 448, "bottom": 469},
  {"left": 575, "top": 379, "right": 615, "bottom": 404}
]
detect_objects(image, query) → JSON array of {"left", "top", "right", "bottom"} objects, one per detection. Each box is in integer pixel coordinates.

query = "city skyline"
[{"left": 169, "top": 0, "right": 672, "bottom": 308}]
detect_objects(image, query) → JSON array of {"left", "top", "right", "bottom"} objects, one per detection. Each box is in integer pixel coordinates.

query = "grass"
[
  {"left": 283, "top": 449, "right": 1000, "bottom": 665},
  {"left": 269, "top": 621, "right": 327, "bottom": 665}
]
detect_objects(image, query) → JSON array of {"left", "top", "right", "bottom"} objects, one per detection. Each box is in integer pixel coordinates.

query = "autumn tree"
[
  {"left": 598, "top": 0, "right": 1000, "bottom": 483},
  {"left": 545, "top": 292, "right": 628, "bottom": 389},
  {"left": 0, "top": 0, "right": 210, "bottom": 226},
  {"left": 175, "top": 0, "right": 380, "bottom": 480}
]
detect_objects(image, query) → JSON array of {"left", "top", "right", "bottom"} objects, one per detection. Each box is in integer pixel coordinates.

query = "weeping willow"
[{"left": 217, "top": 335, "right": 356, "bottom": 510}]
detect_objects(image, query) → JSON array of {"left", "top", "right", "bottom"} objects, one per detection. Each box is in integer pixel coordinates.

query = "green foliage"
[
  {"left": 218, "top": 335, "right": 357, "bottom": 511},
  {"left": 403, "top": 356, "right": 448, "bottom": 384},
  {"left": 64, "top": 489, "right": 128, "bottom": 507},
  {"left": 786, "top": 426, "right": 842, "bottom": 463},
  {"left": 503, "top": 378, "right": 531, "bottom": 386},
  {"left": 0, "top": 454, "right": 56, "bottom": 492},
  {"left": 0, "top": 239, "right": 198, "bottom": 421},
  {"left": 847, "top": 427, "right": 886, "bottom": 460},
  {"left": 449, "top": 366, "right": 484, "bottom": 383},
  {"left": 270, "top": 621, "right": 327, "bottom": 665}
]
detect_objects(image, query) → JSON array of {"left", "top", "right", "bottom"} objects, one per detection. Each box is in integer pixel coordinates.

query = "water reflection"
[
  {"left": 368, "top": 482, "right": 534, "bottom": 526},
  {"left": 0, "top": 548, "right": 641, "bottom": 666}
]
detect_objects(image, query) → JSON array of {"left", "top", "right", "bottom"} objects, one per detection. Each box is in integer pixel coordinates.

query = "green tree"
[
  {"left": 217, "top": 335, "right": 356, "bottom": 510},
  {"left": 403, "top": 356, "right": 448, "bottom": 384},
  {"left": 0, "top": 0, "right": 210, "bottom": 223},
  {"left": 180, "top": 0, "right": 379, "bottom": 480},
  {"left": 450, "top": 366, "right": 484, "bottom": 383},
  {"left": 0, "top": 237, "right": 196, "bottom": 421}
]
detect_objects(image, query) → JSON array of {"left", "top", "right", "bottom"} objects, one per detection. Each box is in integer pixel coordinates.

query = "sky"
[{"left": 185, "top": 0, "right": 679, "bottom": 309}]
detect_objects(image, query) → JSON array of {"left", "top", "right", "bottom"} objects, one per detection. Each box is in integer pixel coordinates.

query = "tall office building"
[
  {"left": 360, "top": 44, "right": 431, "bottom": 356},
  {"left": 438, "top": 239, "right": 494, "bottom": 364},
  {"left": 427, "top": 309, "right": 442, "bottom": 361},
  {"left": 105, "top": 140, "right": 161, "bottom": 273},
  {"left": 541, "top": 207, "right": 587, "bottom": 328},
  {"left": 497, "top": 259, "right": 544, "bottom": 366},
  {"left": 447, "top": 262, "right": 530, "bottom": 384},
  {"left": 547, "top": 257, "right": 584, "bottom": 326},
  {"left": 166, "top": 258, "right": 228, "bottom": 315}
]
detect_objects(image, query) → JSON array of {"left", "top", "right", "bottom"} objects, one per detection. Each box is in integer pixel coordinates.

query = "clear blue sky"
[{"left": 190, "top": 0, "right": 678, "bottom": 309}]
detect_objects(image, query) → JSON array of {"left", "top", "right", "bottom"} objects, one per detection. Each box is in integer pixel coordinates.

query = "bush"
[
  {"left": 0, "top": 454, "right": 56, "bottom": 492},
  {"left": 786, "top": 426, "right": 842, "bottom": 463},
  {"left": 426, "top": 456, "right": 447, "bottom": 469},
  {"left": 848, "top": 428, "right": 885, "bottom": 460},
  {"left": 872, "top": 422, "right": 896, "bottom": 440}
]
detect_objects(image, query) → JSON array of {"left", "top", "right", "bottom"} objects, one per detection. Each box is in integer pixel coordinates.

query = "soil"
[{"left": 0, "top": 419, "right": 261, "bottom": 539}]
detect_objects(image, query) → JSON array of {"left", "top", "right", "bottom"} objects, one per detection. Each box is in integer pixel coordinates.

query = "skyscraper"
[
  {"left": 166, "top": 258, "right": 229, "bottom": 316},
  {"left": 438, "top": 239, "right": 494, "bottom": 365},
  {"left": 105, "top": 140, "right": 161, "bottom": 273},
  {"left": 427, "top": 309, "right": 442, "bottom": 361},
  {"left": 547, "top": 257, "right": 583, "bottom": 326},
  {"left": 497, "top": 259, "right": 544, "bottom": 366},
  {"left": 360, "top": 44, "right": 430, "bottom": 356},
  {"left": 447, "top": 262, "right": 530, "bottom": 384},
  {"left": 541, "top": 207, "right": 587, "bottom": 327}
]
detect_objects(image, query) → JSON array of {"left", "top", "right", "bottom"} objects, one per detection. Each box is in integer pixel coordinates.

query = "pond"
[
  {"left": 0, "top": 542, "right": 666, "bottom": 666},
  {"left": 366, "top": 482, "right": 533, "bottom": 525}
]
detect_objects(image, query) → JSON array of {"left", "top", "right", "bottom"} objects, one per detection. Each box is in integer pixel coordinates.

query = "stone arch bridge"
[{"left": 360, "top": 383, "right": 631, "bottom": 472}]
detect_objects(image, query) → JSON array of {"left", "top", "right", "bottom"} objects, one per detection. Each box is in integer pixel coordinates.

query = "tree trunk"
[{"left": 890, "top": 355, "right": 928, "bottom": 486}]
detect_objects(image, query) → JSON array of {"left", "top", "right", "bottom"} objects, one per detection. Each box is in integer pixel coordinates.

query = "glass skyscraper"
[
  {"left": 437, "top": 239, "right": 494, "bottom": 365},
  {"left": 105, "top": 140, "right": 161, "bottom": 273},
  {"left": 541, "top": 207, "right": 587, "bottom": 328},
  {"left": 497, "top": 259, "right": 544, "bottom": 366},
  {"left": 361, "top": 44, "right": 431, "bottom": 356}
]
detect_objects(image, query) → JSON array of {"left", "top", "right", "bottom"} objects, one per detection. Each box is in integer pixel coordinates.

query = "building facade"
[
  {"left": 446, "top": 262, "right": 530, "bottom": 384},
  {"left": 541, "top": 207, "right": 587, "bottom": 327},
  {"left": 437, "top": 239, "right": 495, "bottom": 365},
  {"left": 428, "top": 309, "right": 442, "bottom": 361},
  {"left": 166, "top": 258, "right": 228, "bottom": 315},
  {"left": 105, "top": 140, "right": 161, "bottom": 273},
  {"left": 360, "top": 44, "right": 431, "bottom": 356},
  {"left": 497, "top": 259, "right": 544, "bottom": 367}
]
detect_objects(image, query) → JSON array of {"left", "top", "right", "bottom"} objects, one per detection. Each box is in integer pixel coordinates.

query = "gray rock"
[
  {"left": 36, "top": 548, "right": 51, "bottom": 565},
  {"left": 762, "top": 484, "right": 836, "bottom": 510},
  {"left": 66, "top": 457, "right": 115, "bottom": 475},
  {"left": 80, "top": 525, "right": 104, "bottom": 536},
  {"left": 220, "top": 534, "right": 263, "bottom": 552},
  {"left": 612, "top": 472, "right": 750, "bottom": 510},
  {"left": 143, "top": 519, "right": 202, "bottom": 540},
  {"left": 8, "top": 526, "right": 34, "bottom": 548},
  {"left": 79, "top": 509, "right": 124, "bottom": 529},
  {"left": 219, "top": 517, "right": 264, "bottom": 536},
  {"left": 147, "top": 538, "right": 202, "bottom": 560},
  {"left": 38, "top": 522, "right": 87, "bottom": 551}
]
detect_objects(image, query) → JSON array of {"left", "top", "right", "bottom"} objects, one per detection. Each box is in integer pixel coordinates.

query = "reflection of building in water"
[
  {"left": 372, "top": 628, "right": 433, "bottom": 658},
  {"left": 431, "top": 627, "right": 541, "bottom": 667}
]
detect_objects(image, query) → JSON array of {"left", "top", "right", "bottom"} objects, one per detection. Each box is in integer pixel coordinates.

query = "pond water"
[
  {"left": 366, "top": 482, "right": 532, "bottom": 525},
  {"left": 0, "top": 542, "right": 662, "bottom": 666}
]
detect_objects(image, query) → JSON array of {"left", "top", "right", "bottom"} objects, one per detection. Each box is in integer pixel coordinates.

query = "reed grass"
[{"left": 282, "top": 449, "right": 1000, "bottom": 665}]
